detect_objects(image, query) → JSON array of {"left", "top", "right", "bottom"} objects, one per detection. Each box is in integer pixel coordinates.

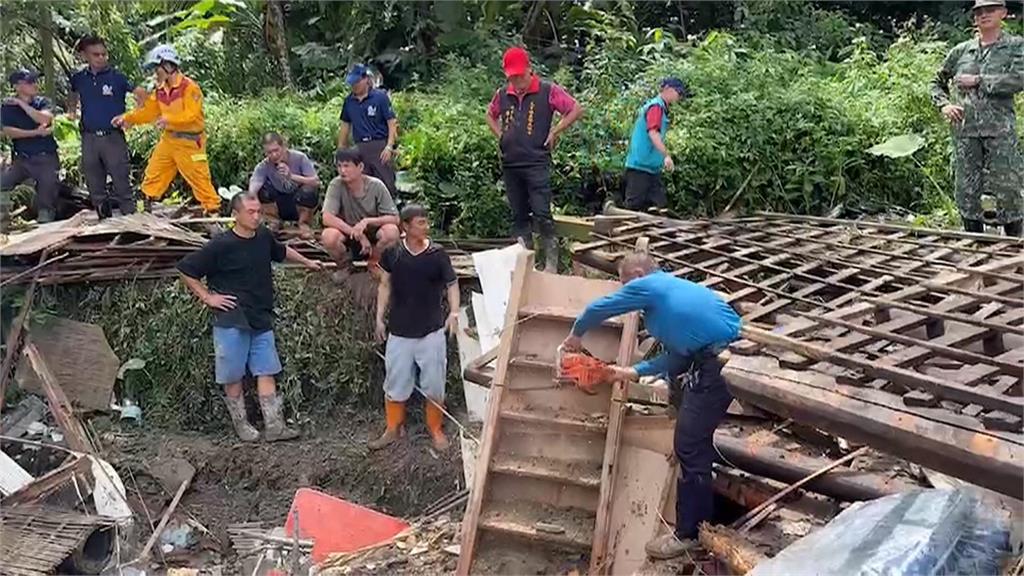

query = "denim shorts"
[{"left": 213, "top": 327, "right": 282, "bottom": 385}]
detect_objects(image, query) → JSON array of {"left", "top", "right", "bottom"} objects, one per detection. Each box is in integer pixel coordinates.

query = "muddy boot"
[
  {"left": 368, "top": 400, "right": 406, "bottom": 450},
  {"left": 425, "top": 401, "right": 450, "bottom": 452},
  {"left": 541, "top": 235, "right": 559, "bottom": 274},
  {"left": 259, "top": 394, "right": 300, "bottom": 442},
  {"left": 223, "top": 395, "right": 259, "bottom": 442},
  {"left": 644, "top": 533, "right": 697, "bottom": 560}
]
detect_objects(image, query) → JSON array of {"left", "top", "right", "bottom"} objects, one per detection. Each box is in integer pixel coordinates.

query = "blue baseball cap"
[
  {"left": 346, "top": 64, "right": 370, "bottom": 86},
  {"left": 660, "top": 77, "right": 690, "bottom": 97},
  {"left": 8, "top": 68, "right": 40, "bottom": 85}
]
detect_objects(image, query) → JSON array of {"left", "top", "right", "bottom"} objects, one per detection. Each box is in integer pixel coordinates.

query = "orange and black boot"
[
  {"left": 368, "top": 400, "right": 405, "bottom": 450},
  {"left": 425, "top": 401, "right": 450, "bottom": 451}
]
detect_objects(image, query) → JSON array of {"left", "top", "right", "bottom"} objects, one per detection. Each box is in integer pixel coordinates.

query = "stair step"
[
  {"left": 479, "top": 500, "right": 594, "bottom": 551},
  {"left": 499, "top": 408, "right": 608, "bottom": 433},
  {"left": 518, "top": 305, "right": 623, "bottom": 327},
  {"left": 491, "top": 454, "right": 602, "bottom": 489}
]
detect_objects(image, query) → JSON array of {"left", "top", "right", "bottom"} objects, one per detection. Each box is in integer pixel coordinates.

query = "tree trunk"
[
  {"left": 263, "top": 0, "right": 292, "bottom": 87},
  {"left": 40, "top": 7, "right": 56, "bottom": 100}
]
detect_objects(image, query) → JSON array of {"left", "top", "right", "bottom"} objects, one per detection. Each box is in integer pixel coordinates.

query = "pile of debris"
[
  {"left": 449, "top": 208, "right": 1022, "bottom": 574},
  {"left": 0, "top": 211, "right": 511, "bottom": 288}
]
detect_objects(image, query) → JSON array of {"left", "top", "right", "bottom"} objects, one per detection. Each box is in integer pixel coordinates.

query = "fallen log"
[
  {"left": 698, "top": 522, "right": 767, "bottom": 575},
  {"left": 623, "top": 416, "right": 919, "bottom": 502},
  {"left": 712, "top": 434, "right": 916, "bottom": 502}
]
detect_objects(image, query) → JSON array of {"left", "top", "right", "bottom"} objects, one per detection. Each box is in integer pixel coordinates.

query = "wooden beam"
[
  {"left": 723, "top": 354, "right": 1022, "bottom": 499},
  {"left": 741, "top": 326, "right": 1022, "bottom": 414},
  {"left": 456, "top": 251, "right": 534, "bottom": 576},
  {"left": 23, "top": 342, "right": 95, "bottom": 453},
  {"left": 796, "top": 311, "right": 1022, "bottom": 377},
  {"left": 591, "top": 242, "right": 643, "bottom": 573}
]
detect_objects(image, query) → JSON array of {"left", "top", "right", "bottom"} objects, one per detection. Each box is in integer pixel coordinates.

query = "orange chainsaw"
[{"left": 555, "top": 346, "right": 614, "bottom": 395}]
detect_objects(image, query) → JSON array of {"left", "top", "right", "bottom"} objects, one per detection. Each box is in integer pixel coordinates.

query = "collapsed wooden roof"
[{"left": 572, "top": 210, "right": 1023, "bottom": 498}]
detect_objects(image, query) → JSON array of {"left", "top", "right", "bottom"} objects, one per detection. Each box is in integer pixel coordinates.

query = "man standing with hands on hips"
[
  {"left": 623, "top": 77, "right": 689, "bottom": 212},
  {"left": 930, "top": 0, "right": 1023, "bottom": 236},
  {"left": 177, "top": 192, "right": 323, "bottom": 442},
  {"left": 486, "top": 47, "right": 584, "bottom": 272},
  {"left": 68, "top": 34, "right": 144, "bottom": 219},
  {"left": 337, "top": 64, "right": 399, "bottom": 196}
]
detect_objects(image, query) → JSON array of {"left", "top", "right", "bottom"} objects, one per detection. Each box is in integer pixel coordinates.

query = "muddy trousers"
[
  {"left": 954, "top": 134, "right": 1023, "bottom": 225},
  {"left": 141, "top": 134, "right": 221, "bottom": 212},
  {"left": 672, "top": 354, "right": 733, "bottom": 540}
]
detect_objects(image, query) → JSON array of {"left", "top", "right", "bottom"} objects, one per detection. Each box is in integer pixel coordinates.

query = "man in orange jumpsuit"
[{"left": 112, "top": 45, "right": 221, "bottom": 214}]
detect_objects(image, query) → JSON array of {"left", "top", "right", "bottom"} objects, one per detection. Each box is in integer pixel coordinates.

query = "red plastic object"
[{"left": 284, "top": 488, "right": 410, "bottom": 564}]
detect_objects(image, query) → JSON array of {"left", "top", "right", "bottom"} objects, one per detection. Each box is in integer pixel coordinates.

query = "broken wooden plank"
[
  {"left": 723, "top": 354, "right": 1023, "bottom": 499},
  {"left": 699, "top": 522, "right": 768, "bottom": 575},
  {"left": 2, "top": 454, "right": 91, "bottom": 506},
  {"left": 742, "top": 325, "right": 1022, "bottom": 414},
  {"left": 23, "top": 342, "right": 95, "bottom": 453},
  {"left": 16, "top": 318, "right": 120, "bottom": 411},
  {"left": 138, "top": 460, "right": 195, "bottom": 561}
]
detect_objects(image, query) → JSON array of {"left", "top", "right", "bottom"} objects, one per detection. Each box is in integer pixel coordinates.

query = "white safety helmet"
[{"left": 143, "top": 44, "right": 181, "bottom": 71}]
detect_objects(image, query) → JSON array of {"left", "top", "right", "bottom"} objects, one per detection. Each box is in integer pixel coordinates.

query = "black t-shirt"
[
  {"left": 176, "top": 227, "right": 287, "bottom": 331},
  {"left": 380, "top": 240, "right": 457, "bottom": 338}
]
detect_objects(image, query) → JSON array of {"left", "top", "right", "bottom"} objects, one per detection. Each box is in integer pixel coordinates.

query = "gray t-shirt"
[
  {"left": 250, "top": 149, "right": 317, "bottom": 193},
  {"left": 323, "top": 175, "right": 397, "bottom": 226}
]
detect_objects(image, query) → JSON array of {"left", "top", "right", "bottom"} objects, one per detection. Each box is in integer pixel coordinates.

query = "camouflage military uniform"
[{"left": 930, "top": 33, "right": 1023, "bottom": 225}]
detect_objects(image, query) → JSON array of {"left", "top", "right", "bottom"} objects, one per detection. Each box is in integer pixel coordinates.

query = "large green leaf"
[{"left": 867, "top": 134, "right": 925, "bottom": 158}]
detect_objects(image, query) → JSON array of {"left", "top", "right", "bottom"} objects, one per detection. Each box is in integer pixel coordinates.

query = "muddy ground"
[{"left": 103, "top": 401, "right": 465, "bottom": 561}]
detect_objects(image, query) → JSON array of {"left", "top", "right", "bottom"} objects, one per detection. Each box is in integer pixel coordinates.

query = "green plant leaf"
[{"left": 867, "top": 134, "right": 925, "bottom": 158}]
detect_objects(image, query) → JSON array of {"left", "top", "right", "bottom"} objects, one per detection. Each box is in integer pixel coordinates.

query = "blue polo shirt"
[
  {"left": 0, "top": 97, "right": 58, "bottom": 157},
  {"left": 340, "top": 89, "right": 395, "bottom": 142},
  {"left": 69, "top": 66, "right": 133, "bottom": 133}
]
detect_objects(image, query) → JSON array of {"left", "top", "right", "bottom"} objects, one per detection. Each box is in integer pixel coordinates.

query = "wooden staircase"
[{"left": 457, "top": 251, "right": 639, "bottom": 575}]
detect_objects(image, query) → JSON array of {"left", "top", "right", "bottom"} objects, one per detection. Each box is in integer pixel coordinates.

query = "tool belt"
[
  {"left": 168, "top": 130, "right": 203, "bottom": 142},
  {"left": 668, "top": 345, "right": 726, "bottom": 412}
]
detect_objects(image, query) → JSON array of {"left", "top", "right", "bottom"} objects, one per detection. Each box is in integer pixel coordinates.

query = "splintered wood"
[
  {"left": 458, "top": 251, "right": 639, "bottom": 575},
  {"left": 572, "top": 211, "right": 1023, "bottom": 499}
]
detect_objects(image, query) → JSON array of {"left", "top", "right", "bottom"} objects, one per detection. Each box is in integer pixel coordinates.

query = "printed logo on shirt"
[
  {"left": 102, "top": 84, "right": 113, "bottom": 96},
  {"left": 367, "top": 105, "right": 377, "bottom": 117}
]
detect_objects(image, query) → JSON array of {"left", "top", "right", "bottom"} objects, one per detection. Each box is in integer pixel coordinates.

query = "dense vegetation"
[
  {"left": 4, "top": 1, "right": 1023, "bottom": 425},
  {"left": 4, "top": 0, "right": 1022, "bottom": 234}
]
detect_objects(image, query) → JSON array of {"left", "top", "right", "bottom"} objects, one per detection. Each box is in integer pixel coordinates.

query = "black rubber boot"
[
  {"left": 1004, "top": 220, "right": 1023, "bottom": 238},
  {"left": 963, "top": 219, "right": 985, "bottom": 233}
]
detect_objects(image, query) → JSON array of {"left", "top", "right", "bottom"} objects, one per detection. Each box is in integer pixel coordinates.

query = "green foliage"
[{"left": 37, "top": 273, "right": 382, "bottom": 430}]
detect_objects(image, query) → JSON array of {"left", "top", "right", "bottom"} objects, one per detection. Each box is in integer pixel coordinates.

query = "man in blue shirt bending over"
[{"left": 562, "top": 252, "right": 742, "bottom": 559}]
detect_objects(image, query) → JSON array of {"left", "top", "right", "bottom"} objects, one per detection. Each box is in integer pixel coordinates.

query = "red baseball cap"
[{"left": 502, "top": 47, "right": 530, "bottom": 78}]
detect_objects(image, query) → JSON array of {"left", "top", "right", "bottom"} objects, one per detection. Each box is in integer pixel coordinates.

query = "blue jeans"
[
  {"left": 213, "top": 327, "right": 282, "bottom": 385},
  {"left": 671, "top": 352, "right": 733, "bottom": 539}
]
